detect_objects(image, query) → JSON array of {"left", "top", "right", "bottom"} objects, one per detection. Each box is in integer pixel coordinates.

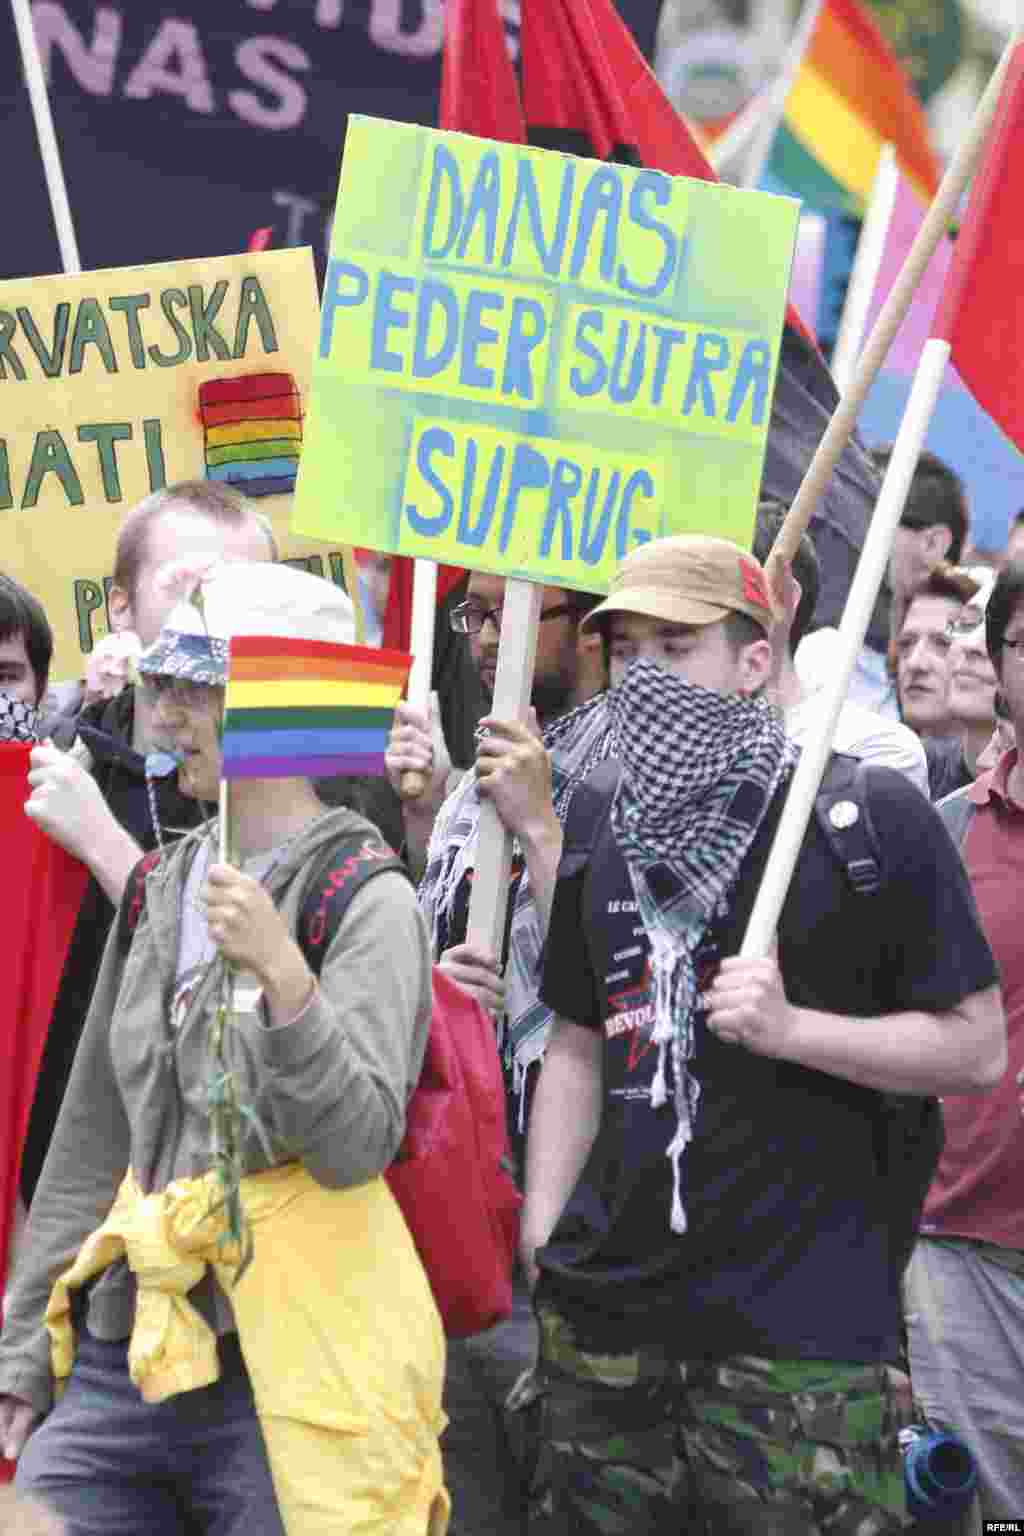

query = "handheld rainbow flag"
[{"left": 221, "top": 637, "right": 412, "bottom": 780}]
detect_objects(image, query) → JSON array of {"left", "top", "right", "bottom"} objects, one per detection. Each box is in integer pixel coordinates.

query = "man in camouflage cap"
[{"left": 514, "top": 533, "right": 1004, "bottom": 1533}]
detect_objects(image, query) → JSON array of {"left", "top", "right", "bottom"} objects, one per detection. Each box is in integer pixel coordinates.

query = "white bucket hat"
[{"left": 137, "top": 561, "right": 356, "bottom": 685}]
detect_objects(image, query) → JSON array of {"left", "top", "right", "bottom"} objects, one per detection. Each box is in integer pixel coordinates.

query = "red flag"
[
  {"left": 932, "top": 43, "right": 1024, "bottom": 454},
  {"left": 440, "top": 0, "right": 525, "bottom": 144},
  {"left": 521, "top": 0, "right": 715, "bottom": 181},
  {"left": 0, "top": 747, "right": 88, "bottom": 1355}
]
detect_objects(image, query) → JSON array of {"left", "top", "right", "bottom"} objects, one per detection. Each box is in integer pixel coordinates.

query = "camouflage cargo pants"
[{"left": 504, "top": 1300, "right": 911, "bottom": 1535}]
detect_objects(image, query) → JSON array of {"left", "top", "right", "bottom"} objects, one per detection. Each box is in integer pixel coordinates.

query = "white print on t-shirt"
[
  {"left": 606, "top": 899, "right": 638, "bottom": 914},
  {"left": 613, "top": 945, "right": 643, "bottom": 962},
  {"left": 606, "top": 968, "right": 630, "bottom": 983},
  {"left": 606, "top": 1002, "right": 657, "bottom": 1039}
]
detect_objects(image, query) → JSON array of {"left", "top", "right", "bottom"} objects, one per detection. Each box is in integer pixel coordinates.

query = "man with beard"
[
  {"left": 516, "top": 534, "right": 1004, "bottom": 1535},
  {"left": 385, "top": 569, "right": 609, "bottom": 1535}
]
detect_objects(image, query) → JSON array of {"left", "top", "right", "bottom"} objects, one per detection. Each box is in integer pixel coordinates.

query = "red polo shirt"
[{"left": 920, "top": 748, "right": 1024, "bottom": 1249}]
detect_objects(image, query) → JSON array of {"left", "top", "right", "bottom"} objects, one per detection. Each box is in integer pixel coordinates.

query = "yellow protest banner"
[
  {"left": 0, "top": 248, "right": 350, "bottom": 678},
  {"left": 293, "top": 117, "right": 800, "bottom": 590}
]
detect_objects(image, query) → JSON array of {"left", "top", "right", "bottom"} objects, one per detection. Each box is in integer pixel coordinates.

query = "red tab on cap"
[{"left": 740, "top": 559, "right": 772, "bottom": 612}]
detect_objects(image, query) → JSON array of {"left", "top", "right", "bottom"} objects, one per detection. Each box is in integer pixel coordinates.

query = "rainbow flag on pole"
[
  {"left": 762, "top": 0, "right": 939, "bottom": 215},
  {"left": 221, "top": 637, "right": 412, "bottom": 780}
]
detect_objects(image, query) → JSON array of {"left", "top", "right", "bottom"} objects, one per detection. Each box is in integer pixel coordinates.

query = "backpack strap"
[
  {"left": 296, "top": 830, "right": 410, "bottom": 978},
  {"left": 813, "top": 755, "right": 883, "bottom": 897}
]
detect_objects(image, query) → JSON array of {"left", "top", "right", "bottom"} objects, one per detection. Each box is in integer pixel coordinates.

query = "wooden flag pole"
[
  {"left": 400, "top": 558, "right": 439, "bottom": 800},
  {"left": 742, "top": 339, "right": 950, "bottom": 957},
  {"left": 766, "top": 35, "right": 1015, "bottom": 580},
  {"left": 830, "top": 144, "right": 899, "bottom": 395},
  {"left": 745, "top": 39, "right": 1020, "bottom": 961},
  {"left": 11, "top": 0, "right": 81, "bottom": 274},
  {"left": 466, "top": 579, "right": 542, "bottom": 961},
  {"left": 218, "top": 779, "right": 233, "bottom": 866}
]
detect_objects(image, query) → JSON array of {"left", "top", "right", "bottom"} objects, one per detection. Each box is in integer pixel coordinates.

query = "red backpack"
[{"left": 121, "top": 828, "right": 522, "bottom": 1338}]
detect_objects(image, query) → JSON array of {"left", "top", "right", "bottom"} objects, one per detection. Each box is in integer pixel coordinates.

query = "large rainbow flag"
[
  {"left": 762, "top": 0, "right": 939, "bottom": 215},
  {"left": 221, "top": 637, "right": 412, "bottom": 780}
]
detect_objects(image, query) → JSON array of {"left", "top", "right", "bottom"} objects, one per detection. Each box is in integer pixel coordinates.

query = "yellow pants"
[{"left": 46, "top": 1164, "right": 450, "bottom": 1535}]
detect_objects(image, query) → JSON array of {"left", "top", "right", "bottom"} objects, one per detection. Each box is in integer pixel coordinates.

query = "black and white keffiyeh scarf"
[
  {"left": 419, "top": 691, "right": 615, "bottom": 1116},
  {"left": 0, "top": 692, "right": 41, "bottom": 743},
  {"left": 609, "top": 658, "right": 797, "bottom": 1234}
]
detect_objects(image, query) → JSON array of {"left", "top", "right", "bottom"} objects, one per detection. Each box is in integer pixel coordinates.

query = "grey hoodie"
[{"left": 0, "top": 805, "right": 431, "bottom": 1416}]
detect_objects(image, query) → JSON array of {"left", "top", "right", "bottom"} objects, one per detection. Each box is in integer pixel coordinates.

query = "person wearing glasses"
[
  {"left": 386, "top": 571, "right": 608, "bottom": 1536},
  {"left": 905, "top": 560, "right": 1024, "bottom": 1523}
]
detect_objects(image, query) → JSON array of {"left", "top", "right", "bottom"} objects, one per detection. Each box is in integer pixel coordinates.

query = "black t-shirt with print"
[{"left": 538, "top": 759, "right": 998, "bottom": 1365}]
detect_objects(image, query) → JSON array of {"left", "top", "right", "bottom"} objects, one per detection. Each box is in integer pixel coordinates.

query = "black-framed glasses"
[{"left": 449, "top": 600, "right": 575, "bottom": 635}]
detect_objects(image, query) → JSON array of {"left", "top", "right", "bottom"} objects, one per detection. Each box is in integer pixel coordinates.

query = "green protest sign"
[{"left": 293, "top": 116, "right": 799, "bottom": 592}]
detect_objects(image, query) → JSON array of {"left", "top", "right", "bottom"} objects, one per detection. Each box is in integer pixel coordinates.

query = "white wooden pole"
[
  {"left": 831, "top": 145, "right": 899, "bottom": 395},
  {"left": 400, "top": 558, "right": 438, "bottom": 799},
  {"left": 11, "top": 0, "right": 81, "bottom": 274},
  {"left": 741, "top": 340, "right": 951, "bottom": 957},
  {"left": 741, "top": 0, "right": 826, "bottom": 190},
  {"left": 466, "top": 578, "right": 542, "bottom": 960}
]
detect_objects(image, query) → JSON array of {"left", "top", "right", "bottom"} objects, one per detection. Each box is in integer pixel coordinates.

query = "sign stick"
[
  {"left": 766, "top": 32, "right": 1014, "bottom": 577},
  {"left": 11, "top": 0, "right": 80, "bottom": 274},
  {"left": 400, "top": 558, "right": 439, "bottom": 800},
  {"left": 830, "top": 145, "right": 899, "bottom": 395},
  {"left": 340, "top": 547, "right": 366, "bottom": 647},
  {"left": 466, "top": 579, "right": 542, "bottom": 960},
  {"left": 742, "top": 339, "right": 950, "bottom": 956}
]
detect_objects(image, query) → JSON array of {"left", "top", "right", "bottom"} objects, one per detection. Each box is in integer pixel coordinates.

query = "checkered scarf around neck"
[
  {"left": 0, "top": 692, "right": 40, "bottom": 742},
  {"left": 419, "top": 690, "right": 615, "bottom": 1117},
  {"left": 609, "top": 658, "right": 797, "bottom": 1234}
]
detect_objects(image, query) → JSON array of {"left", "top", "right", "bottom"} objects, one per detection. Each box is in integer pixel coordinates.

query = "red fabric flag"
[
  {"left": 440, "top": 0, "right": 525, "bottom": 145},
  {"left": 0, "top": 745, "right": 88, "bottom": 1478},
  {"left": 521, "top": 0, "right": 715, "bottom": 181},
  {"left": 931, "top": 43, "right": 1024, "bottom": 454}
]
